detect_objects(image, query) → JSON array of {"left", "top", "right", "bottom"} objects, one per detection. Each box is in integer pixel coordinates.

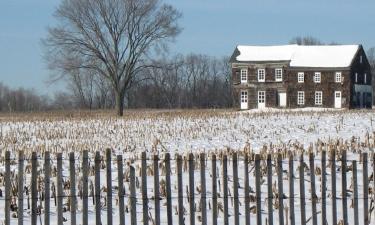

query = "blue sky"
[{"left": 1, "top": 0, "right": 375, "bottom": 94}]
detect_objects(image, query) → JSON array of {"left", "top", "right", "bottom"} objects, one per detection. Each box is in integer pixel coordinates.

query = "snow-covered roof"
[{"left": 234, "top": 44, "right": 360, "bottom": 68}]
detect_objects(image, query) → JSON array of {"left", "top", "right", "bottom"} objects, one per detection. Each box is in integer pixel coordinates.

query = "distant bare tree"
[
  {"left": 367, "top": 47, "right": 375, "bottom": 105},
  {"left": 289, "top": 36, "right": 323, "bottom": 45},
  {"left": 43, "top": 0, "right": 182, "bottom": 116}
]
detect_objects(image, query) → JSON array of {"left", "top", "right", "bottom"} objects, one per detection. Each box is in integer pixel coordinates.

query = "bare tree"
[
  {"left": 367, "top": 47, "right": 375, "bottom": 105},
  {"left": 43, "top": 0, "right": 182, "bottom": 116},
  {"left": 289, "top": 36, "right": 323, "bottom": 45}
]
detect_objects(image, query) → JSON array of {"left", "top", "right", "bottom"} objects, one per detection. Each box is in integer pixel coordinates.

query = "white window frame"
[
  {"left": 335, "top": 72, "right": 342, "bottom": 83},
  {"left": 297, "top": 91, "right": 305, "bottom": 105},
  {"left": 298, "top": 72, "right": 304, "bottom": 83},
  {"left": 315, "top": 91, "right": 323, "bottom": 105},
  {"left": 258, "top": 91, "right": 265, "bottom": 103},
  {"left": 275, "top": 68, "right": 283, "bottom": 82},
  {"left": 241, "top": 90, "right": 248, "bottom": 103},
  {"left": 364, "top": 73, "right": 367, "bottom": 84},
  {"left": 240, "top": 69, "right": 248, "bottom": 83},
  {"left": 355, "top": 73, "right": 358, "bottom": 83},
  {"left": 258, "top": 69, "right": 265, "bottom": 82},
  {"left": 314, "top": 72, "right": 321, "bottom": 83}
]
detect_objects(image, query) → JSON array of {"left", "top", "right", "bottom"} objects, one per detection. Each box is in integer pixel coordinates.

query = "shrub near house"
[{"left": 230, "top": 44, "right": 373, "bottom": 109}]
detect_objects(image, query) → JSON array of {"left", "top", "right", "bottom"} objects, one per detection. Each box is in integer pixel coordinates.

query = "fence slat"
[
  {"left": 106, "top": 149, "right": 113, "bottom": 225},
  {"left": 189, "top": 153, "right": 195, "bottom": 225},
  {"left": 177, "top": 154, "right": 184, "bottom": 225},
  {"left": 212, "top": 154, "right": 218, "bottom": 225},
  {"left": 267, "top": 154, "right": 273, "bottom": 225},
  {"left": 309, "top": 152, "right": 317, "bottom": 225},
  {"left": 353, "top": 160, "right": 359, "bottom": 225},
  {"left": 165, "top": 153, "right": 173, "bottom": 225},
  {"left": 277, "top": 154, "right": 284, "bottom": 225},
  {"left": 341, "top": 150, "right": 348, "bottom": 225},
  {"left": 117, "top": 155, "right": 125, "bottom": 225},
  {"left": 154, "top": 154, "right": 160, "bottom": 225},
  {"left": 233, "top": 152, "right": 239, "bottom": 225},
  {"left": 200, "top": 153, "right": 207, "bottom": 225},
  {"left": 288, "top": 152, "right": 295, "bottom": 225},
  {"left": 95, "top": 151, "right": 101, "bottom": 225},
  {"left": 299, "top": 154, "right": 306, "bottom": 225},
  {"left": 255, "top": 154, "right": 262, "bottom": 225},
  {"left": 70, "top": 152, "right": 77, "bottom": 225},
  {"left": 363, "top": 153, "right": 369, "bottom": 225},
  {"left": 31, "top": 152, "right": 38, "bottom": 225},
  {"left": 82, "top": 150, "right": 89, "bottom": 225},
  {"left": 222, "top": 154, "right": 229, "bottom": 225},
  {"left": 17, "top": 151, "right": 24, "bottom": 225},
  {"left": 5, "top": 151, "right": 10, "bottom": 225},
  {"left": 331, "top": 150, "right": 337, "bottom": 225},
  {"left": 57, "top": 153, "right": 63, "bottom": 225},
  {"left": 141, "top": 152, "right": 149, "bottom": 225},
  {"left": 321, "top": 151, "right": 327, "bottom": 225},
  {"left": 130, "top": 166, "right": 137, "bottom": 225},
  {"left": 244, "top": 153, "right": 250, "bottom": 225}
]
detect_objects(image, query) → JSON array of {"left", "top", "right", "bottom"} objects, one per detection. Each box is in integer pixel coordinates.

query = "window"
[
  {"left": 275, "top": 68, "right": 283, "bottom": 81},
  {"left": 315, "top": 91, "right": 323, "bottom": 105},
  {"left": 258, "top": 69, "right": 265, "bottom": 82},
  {"left": 258, "top": 91, "right": 265, "bottom": 103},
  {"left": 335, "top": 72, "right": 342, "bottom": 83},
  {"left": 297, "top": 91, "right": 305, "bottom": 105},
  {"left": 355, "top": 73, "right": 358, "bottom": 83},
  {"left": 240, "top": 69, "right": 248, "bottom": 83},
  {"left": 360, "top": 55, "right": 363, "bottom": 64},
  {"left": 314, "top": 72, "right": 321, "bottom": 83},
  {"left": 241, "top": 90, "right": 248, "bottom": 103},
  {"left": 298, "top": 72, "right": 304, "bottom": 83},
  {"left": 364, "top": 73, "right": 367, "bottom": 84}
]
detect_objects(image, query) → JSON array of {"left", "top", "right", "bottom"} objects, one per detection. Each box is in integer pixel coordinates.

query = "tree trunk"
[{"left": 115, "top": 91, "right": 125, "bottom": 116}]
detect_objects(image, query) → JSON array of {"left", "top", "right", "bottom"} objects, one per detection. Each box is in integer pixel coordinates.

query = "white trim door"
[
  {"left": 258, "top": 91, "right": 266, "bottom": 109},
  {"left": 334, "top": 91, "right": 342, "bottom": 108},
  {"left": 240, "top": 90, "right": 248, "bottom": 110},
  {"left": 279, "top": 92, "right": 286, "bottom": 107}
]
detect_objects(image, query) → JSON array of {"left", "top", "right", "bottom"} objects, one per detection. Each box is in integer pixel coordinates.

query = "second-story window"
[
  {"left": 258, "top": 69, "right": 265, "bottom": 82},
  {"left": 275, "top": 68, "right": 283, "bottom": 82},
  {"left": 298, "top": 72, "right": 304, "bottom": 83},
  {"left": 360, "top": 55, "right": 363, "bottom": 64},
  {"left": 335, "top": 72, "right": 342, "bottom": 83},
  {"left": 240, "top": 69, "right": 248, "bottom": 83},
  {"left": 314, "top": 72, "right": 321, "bottom": 83}
]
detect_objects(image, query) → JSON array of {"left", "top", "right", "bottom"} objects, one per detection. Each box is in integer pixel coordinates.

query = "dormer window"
[
  {"left": 240, "top": 69, "right": 248, "bottom": 83},
  {"left": 275, "top": 68, "right": 283, "bottom": 82},
  {"left": 258, "top": 69, "right": 265, "bottom": 82}
]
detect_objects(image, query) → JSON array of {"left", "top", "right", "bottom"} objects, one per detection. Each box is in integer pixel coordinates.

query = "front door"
[
  {"left": 258, "top": 91, "right": 266, "bottom": 109},
  {"left": 279, "top": 92, "right": 286, "bottom": 107},
  {"left": 240, "top": 90, "right": 248, "bottom": 110},
  {"left": 334, "top": 91, "right": 342, "bottom": 108}
]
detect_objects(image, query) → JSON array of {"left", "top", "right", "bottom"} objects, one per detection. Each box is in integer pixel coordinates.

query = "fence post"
[
  {"left": 106, "top": 149, "right": 113, "bottom": 225},
  {"left": 288, "top": 151, "right": 295, "bottom": 225},
  {"left": 117, "top": 155, "right": 125, "bottom": 225},
  {"left": 267, "top": 154, "right": 273, "bottom": 225},
  {"left": 222, "top": 154, "right": 229, "bottom": 225},
  {"left": 212, "top": 154, "right": 218, "bottom": 225},
  {"left": 18, "top": 151, "right": 24, "bottom": 225},
  {"left": 309, "top": 152, "right": 317, "bottom": 225},
  {"left": 57, "top": 153, "right": 63, "bottom": 225},
  {"left": 44, "top": 151, "right": 51, "bottom": 225},
  {"left": 5, "top": 151, "right": 10, "bottom": 225},
  {"left": 141, "top": 152, "right": 149, "bottom": 225},
  {"left": 177, "top": 154, "right": 184, "bottom": 225},
  {"left": 189, "top": 153, "right": 195, "bottom": 225},
  {"left": 331, "top": 150, "right": 337, "bottom": 225},
  {"left": 244, "top": 153, "right": 250, "bottom": 225},
  {"left": 277, "top": 153, "right": 284, "bottom": 225},
  {"left": 95, "top": 151, "right": 101, "bottom": 225},
  {"left": 232, "top": 153, "right": 239, "bottom": 225},
  {"left": 165, "top": 153, "right": 173, "bottom": 225},
  {"left": 31, "top": 152, "right": 38, "bottom": 225},
  {"left": 255, "top": 154, "right": 262, "bottom": 225},
  {"left": 299, "top": 154, "right": 306, "bottom": 225},
  {"left": 154, "top": 154, "right": 160, "bottom": 225},
  {"left": 341, "top": 150, "right": 348, "bottom": 225},
  {"left": 353, "top": 160, "right": 359, "bottom": 225},
  {"left": 363, "top": 152, "right": 369, "bottom": 225},
  {"left": 321, "top": 150, "right": 327, "bottom": 225},
  {"left": 82, "top": 150, "right": 89, "bottom": 225},
  {"left": 200, "top": 153, "right": 207, "bottom": 225},
  {"left": 70, "top": 152, "right": 77, "bottom": 225},
  {"left": 130, "top": 165, "right": 137, "bottom": 225}
]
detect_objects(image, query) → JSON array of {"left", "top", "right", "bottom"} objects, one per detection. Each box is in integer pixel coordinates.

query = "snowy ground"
[{"left": 0, "top": 109, "right": 374, "bottom": 225}]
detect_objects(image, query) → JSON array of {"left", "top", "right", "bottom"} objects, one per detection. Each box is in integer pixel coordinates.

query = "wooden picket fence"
[{"left": 2, "top": 149, "right": 375, "bottom": 225}]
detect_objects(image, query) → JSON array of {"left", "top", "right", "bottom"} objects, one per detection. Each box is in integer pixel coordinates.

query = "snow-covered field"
[{"left": 0, "top": 109, "right": 374, "bottom": 225}]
